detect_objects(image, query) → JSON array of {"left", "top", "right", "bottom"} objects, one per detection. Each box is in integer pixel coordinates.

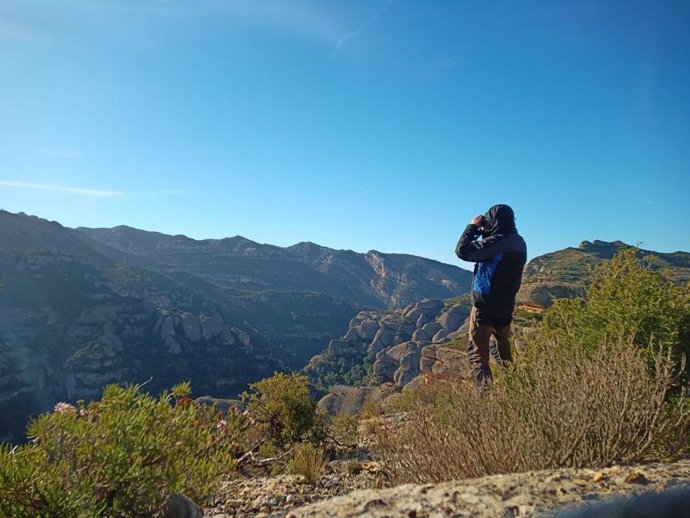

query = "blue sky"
[{"left": 1, "top": 0, "right": 689, "bottom": 266}]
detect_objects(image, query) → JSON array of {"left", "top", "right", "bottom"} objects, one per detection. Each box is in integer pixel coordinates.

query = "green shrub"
[
  {"left": 242, "top": 372, "right": 316, "bottom": 447},
  {"left": 288, "top": 442, "right": 328, "bottom": 484},
  {"left": 0, "top": 382, "right": 245, "bottom": 517},
  {"left": 542, "top": 248, "right": 690, "bottom": 359},
  {"left": 329, "top": 413, "right": 359, "bottom": 449}
]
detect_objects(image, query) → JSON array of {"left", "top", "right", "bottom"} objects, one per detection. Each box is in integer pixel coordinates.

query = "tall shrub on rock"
[{"left": 243, "top": 372, "right": 317, "bottom": 447}]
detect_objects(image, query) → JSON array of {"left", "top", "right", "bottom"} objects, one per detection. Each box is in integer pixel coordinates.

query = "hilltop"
[{"left": 518, "top": 239, "right": 690, "bottom": 307}]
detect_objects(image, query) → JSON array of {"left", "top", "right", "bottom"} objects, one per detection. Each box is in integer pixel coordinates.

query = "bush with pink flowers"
[{"left": 0, "top": 382, "right": 247, "bottom": 517}]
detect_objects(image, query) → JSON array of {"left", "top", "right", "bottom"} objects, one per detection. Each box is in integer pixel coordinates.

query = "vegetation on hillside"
[
  {"left": 374, "top": 248, "right": 690, "bottom": 483},
  {"left": 2, "top": 247, "right": 690, "bottom": 513},
  {"left": 0, "top": 383, "right": 242, "bottom": 517},
  {"left": 0, "top": 372, "right": 355, "bottom": 516},
  {"left": 519, "top": 241, "right": 690, "bottom": 307}
]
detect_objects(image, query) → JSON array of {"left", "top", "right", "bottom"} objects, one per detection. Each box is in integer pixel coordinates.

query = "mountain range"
[
  {"left": 77, "top": 224, "right": 471, "bottom": 309},
  {"left": 0, "top": 211, "right": 471, "bottom": 441},
  {"left": 2, "top": 210, "right": 688, "bottom": 442}
]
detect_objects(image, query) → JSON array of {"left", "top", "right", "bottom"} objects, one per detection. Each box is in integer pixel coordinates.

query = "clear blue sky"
[{"left": 1, "top": 0, "right": 689, "bottom": 266}]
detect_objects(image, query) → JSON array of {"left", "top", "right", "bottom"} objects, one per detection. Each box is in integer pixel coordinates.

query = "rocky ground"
[
  {"left": 205, "top": 458, "right": 690, "bottom": 518},
  {"left": 204, "top": 456, "right": 388, "bottom": 517}
]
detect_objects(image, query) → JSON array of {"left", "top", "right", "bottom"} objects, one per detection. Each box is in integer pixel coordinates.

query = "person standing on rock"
[{"left": 455, "top": 204, "right": 527, "bottom": 388}]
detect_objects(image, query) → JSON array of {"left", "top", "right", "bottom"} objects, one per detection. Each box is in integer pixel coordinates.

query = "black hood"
[{"left": 484, "top": 204, "right": 517, "bottom": 236}]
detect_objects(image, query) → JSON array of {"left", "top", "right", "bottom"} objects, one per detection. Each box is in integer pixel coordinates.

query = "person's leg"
[
  {"left": 468, "top": 306, "right": 494, "bottom": 387},
  {"left": 492, "top": 323, "right": 513, "bottom": 369}
]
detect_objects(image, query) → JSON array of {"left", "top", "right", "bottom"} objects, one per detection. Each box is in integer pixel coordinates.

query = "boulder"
[
  {"left": 356, "top": 319, "right": 380, "bottom": 341},
  {"left": 422, "top": 321, "right": 443, "bottom": 337},
  {"left": 416, "top": 298, "right": 444, "bottom": 311},
  {"left": 420, "top": 345, "right": 438, "bottom": 373},
  {"left": 393, "top": 364, "right": 418, "bottom": 387},
  {"left": 180, "top": 314, "right": 202, "bottom": 342},
  {"left": 343, "top": 328, "right": 361, "bottom": 342},
  {"left": 412, "top": 329, "right": 429, "bottom": 342},
  {"left": 438, "top": 304, "right": 470, "bottom": 331},
  {"left": 200, "top": 316, "right": 223, "bottom": 340},
  {"left": 317, "top": 384, "right": 398, "bottom": 416},
  {"left": 431, "top": 346, "right": 471, "bottom": 381},
  {"left": 373, "top": 353, "right": 398, "bottom": 381},
  {"left": 517, "top": 283, "right": 581, "bottom": 308},
  {"left": 402, "top": 307, "right": 425, "bottom": 322},
  {"left": 231, "top": 327, "right": 252, "bottom": 347},
  {"left": 368, "top": 327, "right": 396, "bottom": 354},
  {"left": 162, "top": 494, "right": 202, "bottom": 518},
  {"left": 160, "top": 316, "right": 176, "bottom": 341},
  {"left": 432, "top": 328, "right": 451, "bottom": 343},
  {"left": 386, "top": 341, "right": 420, "bottom": 362},
  {"left": 416, "top": 313, "right": 431, "bottom": 328},
  {"left": 401, "top": 374, "right": 426, "bottom": 393}
]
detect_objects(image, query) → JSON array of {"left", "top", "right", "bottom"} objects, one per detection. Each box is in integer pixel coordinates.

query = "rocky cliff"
[{"left": 307, "top": 295, "right": 540, "bottom": 414}]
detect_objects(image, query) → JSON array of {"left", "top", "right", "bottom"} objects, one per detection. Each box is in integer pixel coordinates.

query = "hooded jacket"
[{"left": 455, "top": 205, "right": 527, "bottom": 321}]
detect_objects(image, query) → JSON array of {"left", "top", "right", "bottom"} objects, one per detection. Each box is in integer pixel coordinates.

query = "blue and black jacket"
[{"left": 455, "top": 204, "right": 527, "bottom": 324}]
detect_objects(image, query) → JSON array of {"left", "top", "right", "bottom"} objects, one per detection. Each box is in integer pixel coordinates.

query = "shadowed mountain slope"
[
  {"left": 0, "top": 211, "right": 357, "bottom": 441},
  {"left": 77, "top": 225, "right": 472, "bottom": 309}
]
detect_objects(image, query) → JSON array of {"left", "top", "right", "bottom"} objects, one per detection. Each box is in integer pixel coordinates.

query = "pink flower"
[{"left": 54, "top": 402, "right": 76, "bottom": 414}]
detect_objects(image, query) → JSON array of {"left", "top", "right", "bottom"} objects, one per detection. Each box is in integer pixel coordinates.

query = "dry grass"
[
  {"left": 374, "top": 339, "right": 690, "bottom": 484},
  {"left": 359, "top": 398, "right": 383, "bottom": 420},
  {"left": 289, "top": 443, "right": 329, "bottom": 484}
]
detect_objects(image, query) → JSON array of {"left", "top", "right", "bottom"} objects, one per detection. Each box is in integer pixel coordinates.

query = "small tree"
[{"left": 243, "top": 372, "right": 316, "bottom": 447}]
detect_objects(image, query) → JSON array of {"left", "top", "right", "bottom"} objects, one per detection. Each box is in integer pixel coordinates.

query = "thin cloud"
[
  {"left": 334, "top": 30, "right": 358, "bottom": 53},
  {"left": 33, "top": 147, "right": 82, "bottom": 158},
  {"left": 331, "top": 0, "right": 393, "bottom": 59},
  {"left": 141, "top": 189, "right": 188, "bottom": 196},
  {"left": 1, "top": 181, "right": 189, "bottom": 198},
  {"left": 1, "top": 180, "right": 122, "bottom": 197},
  {"left": 634, "top": 197, "right": 654, "bottom": 204}
]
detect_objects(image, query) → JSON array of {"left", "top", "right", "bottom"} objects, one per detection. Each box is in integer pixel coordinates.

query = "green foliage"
[
  {"left": 288, "top": 442, "right": 329, "bottom": 484},
  {"left": 0, "top": 383, "right": 245, "bottom": 517},
  {"left": 542, "top": 248, "right": 690, "bottom": 358},
  {"left": 243, "top": 372, "right": 317, "bottom": 446},
  {"left": 329, "top": 413, "right": 359, "bottom": 449},
  {"left": 306, "top": 350, "right": 375, "bottom": 390}
]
